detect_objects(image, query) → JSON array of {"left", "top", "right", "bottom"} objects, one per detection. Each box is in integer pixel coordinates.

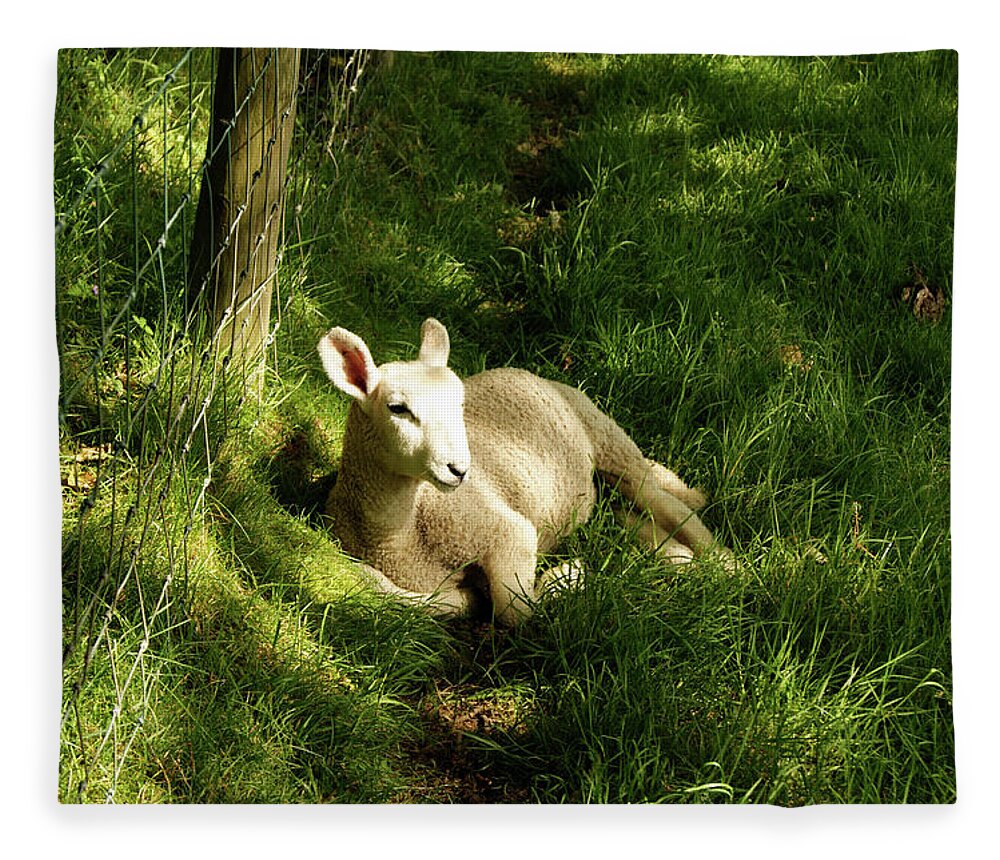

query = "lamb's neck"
[{"left": 339, "top": 407, "right": 422, "bottom": 541}]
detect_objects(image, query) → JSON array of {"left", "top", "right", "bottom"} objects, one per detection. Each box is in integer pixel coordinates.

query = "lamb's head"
[{"left": 318, "top": 318, "right": 471, "bottom": 491}]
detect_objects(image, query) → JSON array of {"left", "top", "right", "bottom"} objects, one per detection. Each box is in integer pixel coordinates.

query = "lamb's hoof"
[
  {"left": 710, "top": 545, "right": 738, "bottom": 573},
  {"left": 646, "top": 461, "right": 708, "bottom": 511},
  {"left": 538, "top": 560, "right": 584, "bottom": 596},
  {"left": 654, "top": 540, "right": 695, "bottom": 566},
  {"left": 684, "top": 486, "right": 709, "bottom": 512}
]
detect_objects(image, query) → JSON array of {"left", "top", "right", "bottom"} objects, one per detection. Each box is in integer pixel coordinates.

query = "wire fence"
[{"left": 56, "top": 47, "right": 374, "bottom": 803}]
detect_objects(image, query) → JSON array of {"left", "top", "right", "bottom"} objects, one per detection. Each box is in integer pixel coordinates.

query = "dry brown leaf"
[
  {"left": 778, "top": 344, "right": 814, "bottom": 372},
  {"left": 898, "top": 265, "right": 948, "bottom": 323}
]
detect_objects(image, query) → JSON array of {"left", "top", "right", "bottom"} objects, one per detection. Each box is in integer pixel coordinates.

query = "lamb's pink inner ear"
[{"left": 342, "top": 346, "right": 370, "bottom": 395}]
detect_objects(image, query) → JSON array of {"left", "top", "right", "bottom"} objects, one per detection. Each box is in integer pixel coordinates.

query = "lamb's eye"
[{"left": 388, "top": 402, "right": 411, "bottom": 416}]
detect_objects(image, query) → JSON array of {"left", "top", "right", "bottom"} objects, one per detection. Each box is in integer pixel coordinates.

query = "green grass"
[{"left": 57, "top": 49, "right": 955, "bottom": 803}]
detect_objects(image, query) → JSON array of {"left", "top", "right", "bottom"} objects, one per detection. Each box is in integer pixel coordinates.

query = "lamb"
[{"left": 318, "top": 317, "right": 728, "bottom": 624}]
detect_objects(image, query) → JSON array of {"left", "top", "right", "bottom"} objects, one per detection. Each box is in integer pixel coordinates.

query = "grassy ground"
[{"left": 57, "top": 49, "right": 955, "bottom": 803}]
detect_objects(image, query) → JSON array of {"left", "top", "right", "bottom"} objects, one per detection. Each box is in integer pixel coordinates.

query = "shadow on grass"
[
  {"left": 266, "top": 442, "right": 337, "bottom": 528},
  {"left": 147, "top": 591, "right": 420, "bottom": 802}
]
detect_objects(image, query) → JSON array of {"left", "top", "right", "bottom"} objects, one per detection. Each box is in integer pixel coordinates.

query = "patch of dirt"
[
  {"left": 395, "top": 682, "right": 535, "bottom": 803},
  {"left": 430, "top": 685, "right": 529, "bottom": 736}
]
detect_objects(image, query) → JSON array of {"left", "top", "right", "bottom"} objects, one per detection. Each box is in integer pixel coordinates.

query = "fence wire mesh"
[{"left": 56, "top": 47, "right": 373, "bottom": 803}]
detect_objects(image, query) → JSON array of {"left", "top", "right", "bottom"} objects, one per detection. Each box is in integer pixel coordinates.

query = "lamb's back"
[{"left": 461, "top": 368, "right": 598, "bottom": 547}]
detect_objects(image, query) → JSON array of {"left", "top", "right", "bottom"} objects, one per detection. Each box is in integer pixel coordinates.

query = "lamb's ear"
[
  {"left": 318, "top": 327, "right": 381, "bottom": 403},
  {"left": 419, "top": 318, "right": 450, "bottom": 368}
]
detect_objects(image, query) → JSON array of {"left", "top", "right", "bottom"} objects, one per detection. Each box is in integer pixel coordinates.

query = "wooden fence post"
[{"left": 188, "top": 48, "right": 300, "bottom": 369}]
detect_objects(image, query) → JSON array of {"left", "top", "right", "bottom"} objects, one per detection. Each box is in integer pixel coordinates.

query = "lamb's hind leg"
[
  {"left": 643, "top": 459, "right": 707, "bottom": 512},
  {"left": 550, "top": 381, "right": 715, "bottom": 551},
  {"left": 549, "top": 379, "right": 727, "bottom": 560},
  {"left": 619, "top": 462, "right": 737, "bottom": 570},
  {"left": 615, "top": 507, "right": 695, "bottom": 565},
  {"left": 617, "top": 464, "right": 718, "bottom": 555}
]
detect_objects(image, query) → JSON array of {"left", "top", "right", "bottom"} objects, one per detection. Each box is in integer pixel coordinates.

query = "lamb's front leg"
[
  {"left": 356, "top": 562, "right": 477, "bottom": 619},
  {"left": 483, "top": 528, "right": 584, "bottom": 624},
  {"left": 481, "top": 511, "right": 545, "bottom": 625}
]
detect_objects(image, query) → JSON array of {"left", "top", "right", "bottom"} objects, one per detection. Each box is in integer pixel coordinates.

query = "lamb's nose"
[{"left": 447, "top": 463, "right": 468, "bottom": 481}]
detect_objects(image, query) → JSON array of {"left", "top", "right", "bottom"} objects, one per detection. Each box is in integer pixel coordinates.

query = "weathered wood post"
[{"left": 188, "top": 48, "right": 300, "bottom": 370}]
